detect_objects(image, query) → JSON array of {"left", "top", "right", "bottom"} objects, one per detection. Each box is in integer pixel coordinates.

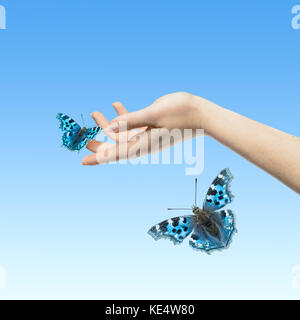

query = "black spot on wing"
[
  {"left": 159, "top": 220, "right": 168, "bottom": 233},
  {"left": 212, "top": 177, "right": 225, "bottom": 186},
  {"left": 87, "top": 127, "right": 101, "bottom": 140},
  {"left": 207, "top": 188, "right": 217, "bottom": 196},
  {"left": 172, "top": 218, "right": 179, "bottom": 227},
  {"left": 191, "top": 234, "right": 199, "bottom": 241}
]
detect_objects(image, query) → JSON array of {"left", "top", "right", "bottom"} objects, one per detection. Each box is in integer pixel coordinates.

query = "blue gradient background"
[{"left": 0, "top": 0, "right": 299, "bottom": 299}]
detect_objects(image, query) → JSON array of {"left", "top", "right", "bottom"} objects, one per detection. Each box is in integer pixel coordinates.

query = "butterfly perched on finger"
[
  {"left": 148, "top": 168, "right": 236, "bottom": 253},
  {"left": 57, "top": 113, "right": 102, "bottom": 152}
]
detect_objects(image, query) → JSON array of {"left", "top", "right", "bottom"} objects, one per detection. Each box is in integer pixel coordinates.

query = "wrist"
[{"left": 190, "top": 94, "right": 220, "bottom": 135}]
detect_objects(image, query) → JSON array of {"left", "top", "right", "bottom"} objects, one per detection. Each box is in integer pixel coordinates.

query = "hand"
[
  {"left": 81, "top": 91, "right": 300, "bottom": 194},
  {"left": 82, "top": 92, "right": 205, "bottom": 166}
]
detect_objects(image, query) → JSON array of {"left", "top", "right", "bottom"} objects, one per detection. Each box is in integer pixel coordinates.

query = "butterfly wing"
[
  {"left": 86, "top": 127, "right": 101, "bottom": 141},
  {"left": 189, "top": 209, "right": 235, "bottom": 252},
  {"left": 71, "top": 135, "right": 89, "bottom": 151},
  {"left": 57, "top": 114, "right": 101, "bottom": 151},
  {"left": 148, "top": 210, "right": 235, "bottom": 252},
  {"left": 57, "top": 113, "right": 82, "bottom": 151},
  {"left": 189, "top": 224, "right": 223, "bottom": 251},
  {"left": 203, "top": 168, "right": 234, "bottom": 212},
  {"left": 61, "top": 131, "right": 79, "bottom": 150},
  {"left": 148, "top": 216, "right": 195, "bottom": 245},
  {"left": 56, "top": 113, "right": 81, "bottom": 133},
  {"left": 149, "top": 168, "right": 236, "bottom": 253},
  {"left": 216, "top": 209, "right": 235, "bottom": 246},
  {"left": 70, "top": 127, "right": 101, "bottom": 151}
]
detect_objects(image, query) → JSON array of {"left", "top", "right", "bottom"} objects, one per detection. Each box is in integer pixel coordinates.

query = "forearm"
[{"left": 195, "top": 96, "right": 300, "bottom": 194}]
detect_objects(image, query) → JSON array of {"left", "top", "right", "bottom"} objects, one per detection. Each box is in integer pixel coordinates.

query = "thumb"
[{"left": 106, "top": 108, "right": 155, "bottom": 132}]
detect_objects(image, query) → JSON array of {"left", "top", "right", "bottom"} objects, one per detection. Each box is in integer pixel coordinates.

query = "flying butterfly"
[
  {"left": 57, "top": 113, "right": 102, "bottom": 152},
  {"left": 148, "top": 168, "right": 236, "bottom": 253}
]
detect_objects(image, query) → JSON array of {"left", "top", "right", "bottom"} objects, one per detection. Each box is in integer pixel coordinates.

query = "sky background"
[{"left": 0, "top": 0, "right": 300, "bottom": 299}]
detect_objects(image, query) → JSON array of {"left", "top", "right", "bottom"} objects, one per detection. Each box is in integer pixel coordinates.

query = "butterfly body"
[
  {"left": 78, "top": 127, "right": 87, "bottom": 137},
  {"left": 192, "top": 206, "right": 210, "bottom": 222},
  {"left": 57, "top": 113, "right": 101, "bottom": 152},
  {"left": 148, "top": 168, "right": 236, "bottom": 253},
  {"left": 73, "top": 126, "right": 87, "bottom": 144},
  {"left": 195, "top": 208, "right": 221, "bottom": 239}
]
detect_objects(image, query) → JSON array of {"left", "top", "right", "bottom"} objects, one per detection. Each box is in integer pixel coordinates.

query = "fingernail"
[{"left": 107, "top": 121, "right": 119, "bottom": 133}]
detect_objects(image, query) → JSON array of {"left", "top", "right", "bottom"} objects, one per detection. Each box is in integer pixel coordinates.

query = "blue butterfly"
[
  {"left": 57, "top": 113, "right": 102, "bottom": 152},
  {"left": 148, "top": 168, "right": 236, "bottom": 253}
]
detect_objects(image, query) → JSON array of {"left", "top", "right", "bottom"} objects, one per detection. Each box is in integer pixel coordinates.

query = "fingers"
[
  {"left": 83, "top": 104, "right": 155, "bottom": 166},
  {"left": 95, "top": 131, "right": 153, "bottom": 165},
  {"left": 82, "top": 136, "right": 145, "bottom": 165},
  {"left": 82, "top": 153, "right": 98, "bottom": 166},
  {"left": 91, "top": 111, "right": 109, "bottom": 128},
  {"left": 84, "top": 113, "right": 107, "bottom": 159},
  {"left": 91, "top": 110, "right": 119, "bottom": 142},
  {"left": 85, "top": 113, "right": 107, "bottom": 154},
  {"left": 106, "top": 107, "right": 155, "bottom": 133},
  {"left": 86, "top": 140, "right": 101, "bottom": 153},
  {"left": 106, "top": 102, "right": 148, "bottom": 142},
  {"left": 112, "top": 102, "right": 128, "bottom": 116},
  {"left": 112, "top": 102, "right": 148, "bottom": 133},
  {"left": 82, "top": 128, "right": 178, "bottom": 166},
  {"left": 88, "top": 105, "right": 142, "bottom": 152},
  {"left": 82, "top": 142, "right": 116, "bottom": 165},
  {"left": 82, "top": 142, "right": 118, "bottom": 165}
]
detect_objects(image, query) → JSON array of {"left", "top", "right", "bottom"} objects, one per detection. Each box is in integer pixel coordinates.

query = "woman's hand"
[
  {"left": 82, "top": 92, "right": 206, "bottom": 166},
  {"left": 105, "top": 92, "right": 206, "bottom": 133},
  {"left": 82, "top": 91, "right": 300, "bottom": 194}
]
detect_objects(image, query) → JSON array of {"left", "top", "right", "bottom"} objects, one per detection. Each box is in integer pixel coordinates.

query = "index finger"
[{"left": 91, "top": 111, "right": 109, "bottom": 128}]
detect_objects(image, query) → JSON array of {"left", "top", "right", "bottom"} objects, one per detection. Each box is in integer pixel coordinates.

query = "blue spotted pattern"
[
  {"left": 148, "top": 216, "right": 195, "bottom": 245},
  {"left": 148, "top": 169, "right": 236, "bottom": 253},
  {"left": 189, "top": 209, "right": 235, "bottom": 252},
  {"left": 57, "top": 113, "right": 101, "bottom": 152},
  {"left": 203, "top": 168, "right": 234, "bottom": 211},
  {"left": 189, "top": 224, "right": 222, "bottom": 251}
]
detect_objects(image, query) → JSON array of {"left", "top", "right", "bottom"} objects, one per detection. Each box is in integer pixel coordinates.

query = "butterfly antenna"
[
  {"left": 167, "top": 208, "right": 192, "bottom": 211},
  {"left": 194, "top": 178, "right": 198, "bottom": 207},
  {"left": 81, "top": 114, "right": 85, "bottom": 127}
]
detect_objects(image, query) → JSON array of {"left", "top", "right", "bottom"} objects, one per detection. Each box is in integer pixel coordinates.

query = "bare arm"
[
  {"left": 82, "top": 92, "right": 300, "bottom": 194},
  {"left": 199, "top": 97, "right": 300, "bottom": 194}
]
